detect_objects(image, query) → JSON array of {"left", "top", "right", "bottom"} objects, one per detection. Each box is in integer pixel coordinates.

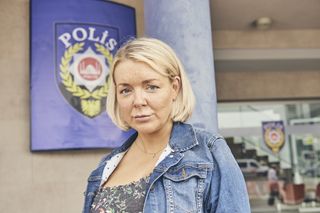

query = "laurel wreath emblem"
[
  {"left": 264, "top": 128, "right": 284, "bottom": 153},
  {"left": 59, "top": 42, "right": 113, "bottom": 117}
]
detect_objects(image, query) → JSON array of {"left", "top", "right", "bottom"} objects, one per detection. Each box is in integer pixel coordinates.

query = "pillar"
[{"left": 144, "top": 0, "right": 218, "bottom": 133}]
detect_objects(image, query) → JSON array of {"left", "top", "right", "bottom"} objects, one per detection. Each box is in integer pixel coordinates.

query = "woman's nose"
[{"left": 133, "top": 90, "right": 147, "bottom": 107}]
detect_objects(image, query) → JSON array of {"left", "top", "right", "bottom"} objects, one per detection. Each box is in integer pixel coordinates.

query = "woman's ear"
[{"left": 172, "top": 76, "right": 181, "bottom": 100}]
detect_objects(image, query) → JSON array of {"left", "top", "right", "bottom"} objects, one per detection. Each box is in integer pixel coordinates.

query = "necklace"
[{"left": 135, "top": 140, "right": 167, "bottom": 159}]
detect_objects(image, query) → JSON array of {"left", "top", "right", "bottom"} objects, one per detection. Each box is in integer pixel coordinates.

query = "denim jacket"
[{"left": 83, "top": 122, "right": 250, "bottom": 213}]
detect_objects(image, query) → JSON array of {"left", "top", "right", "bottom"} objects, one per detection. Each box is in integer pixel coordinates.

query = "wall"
[
  {"left": 214, "top": 30, "right": 320, "bottom": 101},
  {"left": 214, "top": 30, "right": 320, "bottom": 49},
  {"left": 0, "top": 0, "right": 143, "bottom": 212},
  {"left": 216, "top": 69, "right": 320, "bottom": 101}
]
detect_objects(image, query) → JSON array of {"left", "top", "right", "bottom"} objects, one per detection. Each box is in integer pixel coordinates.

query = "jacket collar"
[
  {"left": 169, "top": 122, "right": 198, "bottom": 152},
  {"left": 112, "top": 122, "right": 198, "bottom": 156}
]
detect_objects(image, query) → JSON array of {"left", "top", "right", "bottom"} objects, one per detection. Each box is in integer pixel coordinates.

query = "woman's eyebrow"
[
  {"left": 116, "top": 83, "right": 130, "bottom": 87},
  {"left": 142, "top": 79, "right": 159, "bottom": 84}
]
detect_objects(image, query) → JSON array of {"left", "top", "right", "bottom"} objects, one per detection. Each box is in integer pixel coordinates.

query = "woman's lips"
[{"left": 133, "top": 114, "right": 152, "bottom": 122}]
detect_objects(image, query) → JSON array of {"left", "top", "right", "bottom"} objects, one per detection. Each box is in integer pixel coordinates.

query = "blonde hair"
[{"left": 106, "top": 37, "right": 195, "bottom": 130}]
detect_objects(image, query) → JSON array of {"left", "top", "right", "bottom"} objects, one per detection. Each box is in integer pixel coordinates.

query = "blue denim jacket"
[{"left": 83, "top": 122, "right": 250, "bottom": 212}]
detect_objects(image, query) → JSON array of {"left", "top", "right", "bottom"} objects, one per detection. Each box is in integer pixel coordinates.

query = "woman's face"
[{"left": 114, "top": 60, "right": 180, "bottom": 136}]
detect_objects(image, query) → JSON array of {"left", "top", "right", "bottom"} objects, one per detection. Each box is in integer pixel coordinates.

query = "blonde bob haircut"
[{"left": 106, "top": 37, "right": 195, "bottom": 130}]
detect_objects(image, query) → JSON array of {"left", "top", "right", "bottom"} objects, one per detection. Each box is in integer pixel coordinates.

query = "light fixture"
[{"left": 252, "top": 17, "right": 273, "bottom": 30}]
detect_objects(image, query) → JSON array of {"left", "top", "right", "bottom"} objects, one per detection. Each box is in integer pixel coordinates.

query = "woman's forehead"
[{"left": 114, "top": 60, "right": 168, "bottom": 84}]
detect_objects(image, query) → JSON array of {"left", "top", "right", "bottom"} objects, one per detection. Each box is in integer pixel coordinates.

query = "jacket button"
[{"left": 182, "top": 168, "right": 186, "bottom": 177}]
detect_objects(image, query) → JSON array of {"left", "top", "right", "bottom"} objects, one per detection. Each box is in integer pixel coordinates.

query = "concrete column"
[{"left": 144, "top": 0, "right": 217, "bottom": 133}]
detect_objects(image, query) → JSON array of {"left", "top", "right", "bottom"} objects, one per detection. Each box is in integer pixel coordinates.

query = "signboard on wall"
[
  {"left": 30, "top": 0, "right": 136, "bottom": 150},
  {"left": 262, "top": 120, "right": 286, "bottom": 153}
]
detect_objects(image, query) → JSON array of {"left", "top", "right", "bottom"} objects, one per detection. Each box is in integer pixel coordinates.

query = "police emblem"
[
  {"left": 56, "top": 23, "right": 118, "bottom": 118},
  {"left": 262, "top": 121, "right": 285, "bottom": 153}
]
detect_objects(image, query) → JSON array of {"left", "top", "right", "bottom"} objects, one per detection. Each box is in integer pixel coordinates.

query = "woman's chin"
[
  {"left": 133, "top": 124, "right": 159, "bottom": 135},
  {"left": 132, "top": 120, "right": 173, "bottom": 136}
]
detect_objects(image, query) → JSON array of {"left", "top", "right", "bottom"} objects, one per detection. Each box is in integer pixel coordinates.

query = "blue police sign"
[
  {"left": 31, "top": 0, "right": 136, "bottom": 150},
  {"left": 262, "top": 120, "right": 285, "bottom": 153}
]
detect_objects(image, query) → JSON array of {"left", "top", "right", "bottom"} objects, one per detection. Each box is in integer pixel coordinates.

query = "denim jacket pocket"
[{"left": 163, "top": 163, "right": 213, "bottom": 213}]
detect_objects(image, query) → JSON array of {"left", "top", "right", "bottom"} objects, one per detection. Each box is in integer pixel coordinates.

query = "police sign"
[
  {"left": 262, "top": 121, "right": 285, "bottom": 153},
  {"left": 56, "top": 24, "right": 117, "bottom": 118},
  {"left": 31, "top": 0, "right": 136, "bottom": 150}
]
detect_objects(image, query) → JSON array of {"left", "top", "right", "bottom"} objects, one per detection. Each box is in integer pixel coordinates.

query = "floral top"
[{"left": 90, "top": 176, "right": 150, "bottom": 213}]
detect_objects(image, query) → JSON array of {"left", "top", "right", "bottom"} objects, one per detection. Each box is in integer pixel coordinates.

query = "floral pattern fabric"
[{"left": 90, "top": 176, "right": 150, "bottom": 213}]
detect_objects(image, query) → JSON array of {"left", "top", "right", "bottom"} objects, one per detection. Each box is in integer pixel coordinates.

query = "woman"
[{"left": 83, "top": 38, "right": 250, "bottom": 213}]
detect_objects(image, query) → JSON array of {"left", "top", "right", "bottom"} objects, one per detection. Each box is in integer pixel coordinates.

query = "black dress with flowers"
[{"left": 90, "top": 176, "right": 150, "bottom": 213}]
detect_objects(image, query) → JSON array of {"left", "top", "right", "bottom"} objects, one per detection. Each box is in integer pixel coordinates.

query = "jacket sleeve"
[{"left": 206, "top": 137, "right": 251, "bottom": 213}]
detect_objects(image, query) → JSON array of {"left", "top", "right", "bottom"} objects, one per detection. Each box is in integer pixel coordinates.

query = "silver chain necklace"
[{"left": 135, "top": 141, "right": 167, "bottom": 159}]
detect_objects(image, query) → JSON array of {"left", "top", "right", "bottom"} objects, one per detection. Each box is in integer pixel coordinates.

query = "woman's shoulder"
[
  {"left": 193, "top": 126, "right": 223, "bottom": 141},
  {"left": 172, "top": 122, "right": 230, "bottom": 155},
  {"left": 188, "top": 124, "right": 227, "bottom": 150},
  {"left": 188, "top": 124, "right": 237, "bottom": 165}
]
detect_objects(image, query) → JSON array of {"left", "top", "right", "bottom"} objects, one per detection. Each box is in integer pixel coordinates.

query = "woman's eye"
[
  {"left": 146, "top": 85, "right": 159, "bottom": 91},
  {"left": 119, "top": 88, "right": 131, "bottom": 95}
]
